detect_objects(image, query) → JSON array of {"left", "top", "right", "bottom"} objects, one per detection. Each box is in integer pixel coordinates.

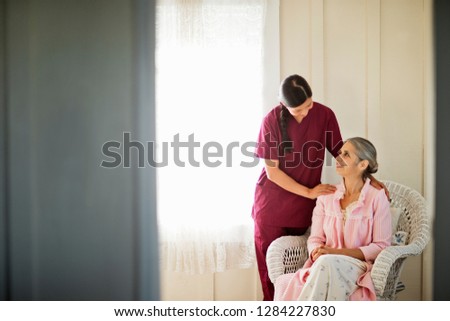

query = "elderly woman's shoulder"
[{"left": 366, "top": 183, "right": 390, "bottom": 203}]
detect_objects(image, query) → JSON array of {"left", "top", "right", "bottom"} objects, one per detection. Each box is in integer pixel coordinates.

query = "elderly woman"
[{"left": 274, "top": 137, "right": 392, "bottom": 301}]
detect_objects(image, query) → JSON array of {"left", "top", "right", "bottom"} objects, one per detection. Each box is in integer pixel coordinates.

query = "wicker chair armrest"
[
  {"left": 266, "top": 235, "right": 309, "bottom": 284},
  {"left": 371, "top": 243, "right": 423, "bottom": 296}
]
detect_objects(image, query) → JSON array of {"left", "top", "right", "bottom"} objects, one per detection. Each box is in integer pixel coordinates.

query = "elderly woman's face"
[{"left": 336, "top": 141, "right": 365, "bottom": 177}]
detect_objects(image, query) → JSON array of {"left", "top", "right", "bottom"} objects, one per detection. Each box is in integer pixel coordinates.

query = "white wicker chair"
[{"left": 266, "top": 180, "right": 430, "bottom": 300}]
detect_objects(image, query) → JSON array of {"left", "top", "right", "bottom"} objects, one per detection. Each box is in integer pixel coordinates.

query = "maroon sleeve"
[
  {"left": 325, "top": 110, "right": 343, "bottom": 158},
  {"left": 254, "top": 114, "right": 280, "bottom": 160}
]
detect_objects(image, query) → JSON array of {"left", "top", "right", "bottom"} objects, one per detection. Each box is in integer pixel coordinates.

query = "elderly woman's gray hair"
[{"left": 345, "top": 137, "right": 378, "bottom": 180}]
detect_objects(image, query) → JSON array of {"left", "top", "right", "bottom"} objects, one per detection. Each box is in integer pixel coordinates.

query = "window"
[{"left": 156, "top": 0, "right": 278, "bottom": 274}]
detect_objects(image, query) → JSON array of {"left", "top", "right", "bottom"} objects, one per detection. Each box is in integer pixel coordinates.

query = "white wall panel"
[
  {"left": 379, "top": 0, "right": 425, "bottom": 300},
  {"left": 324, "top": 0, "right": 367, "bottom": 140},
  {"left": 161, "top": 270, "right": 214, "bottom": 301},
  {"left": 280, "top": 0, "right": 311, "bottom": 81},
  {"left": 378, "top": 0, "right": 424, "bottom": 192}
]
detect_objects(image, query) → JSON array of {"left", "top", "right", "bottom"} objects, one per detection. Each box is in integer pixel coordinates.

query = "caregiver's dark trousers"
[{"left": 254, "top": 222, "right": 308, "bottom": 301}]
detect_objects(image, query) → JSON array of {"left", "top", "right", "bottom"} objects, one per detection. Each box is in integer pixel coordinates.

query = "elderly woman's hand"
[{"left": 311, "top": 245, "right": 338, "bottom": 261}]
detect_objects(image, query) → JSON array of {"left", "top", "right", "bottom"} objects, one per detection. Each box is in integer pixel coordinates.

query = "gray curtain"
[{"left": 0, "top": 0, "right": 159, "bottom": 300}]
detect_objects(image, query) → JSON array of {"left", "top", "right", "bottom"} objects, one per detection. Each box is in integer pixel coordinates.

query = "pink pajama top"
[{"left": 281, "top": 178, "right": 392, "bottom": 300}]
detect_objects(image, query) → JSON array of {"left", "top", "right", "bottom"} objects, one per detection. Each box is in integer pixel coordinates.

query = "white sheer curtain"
[{"left": 156, "top": 0, "right": 279, "bottom": 274}]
